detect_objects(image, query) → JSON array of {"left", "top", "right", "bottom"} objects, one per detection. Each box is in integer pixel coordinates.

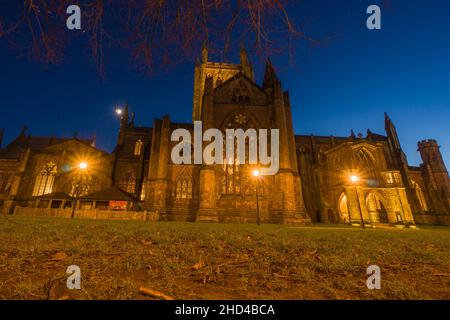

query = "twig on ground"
[{"left": 139, "top": 286, "right": 174, "bottom": 300}]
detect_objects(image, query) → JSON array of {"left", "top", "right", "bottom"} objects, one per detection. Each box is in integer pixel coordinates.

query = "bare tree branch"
[{"left": 0, "top": 0, "right": 315, "bottom": 76}]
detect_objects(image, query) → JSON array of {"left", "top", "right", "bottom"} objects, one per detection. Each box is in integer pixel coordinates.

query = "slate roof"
[{"left": 0, "top": 133, "right": 94, "bottom": 160}]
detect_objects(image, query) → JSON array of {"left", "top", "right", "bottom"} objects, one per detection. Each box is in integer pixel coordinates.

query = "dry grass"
[{"left": 0, "top": 216, "right": 449, "bottom": 300}]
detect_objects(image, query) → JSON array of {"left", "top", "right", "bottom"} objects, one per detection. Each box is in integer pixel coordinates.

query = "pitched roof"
[
  {"left": 0, "top": 133, "right": 94, "bottom": 159},
  {"left": 34, "top": 192, "right": 74, "bottom": 200},
  {"left": 79, "top": 187, "right": 138, "bottom": 201}
]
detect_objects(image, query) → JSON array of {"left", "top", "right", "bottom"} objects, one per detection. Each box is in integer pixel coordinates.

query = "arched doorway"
[
  {"left": 338, "top": 192, "right": 350, "bottom": 223},
  {"left": 366, "top": 192, "right": 388, "bottom": 223}
]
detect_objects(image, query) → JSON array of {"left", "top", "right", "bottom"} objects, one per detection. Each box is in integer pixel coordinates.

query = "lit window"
[
  {"left": 32, "top": 162, "right": 57, "bottom": 196},
  {"left": 134, "top": 139, "right": 144, "bottom": 156},
  {"left": 140, "top": 182, "right": 146, "bottom": 201},
  {"left": 175, "top": 177, "right": 192, "bottom": 200},
  {"left": 386, "top": 172, "right": 394, "bottom": 184},
  {"left": 121, "top": 172, "right": 136, "bottom": 194},
  {"left": 221, "top": 156, "right": 241, "bottom": 195}
]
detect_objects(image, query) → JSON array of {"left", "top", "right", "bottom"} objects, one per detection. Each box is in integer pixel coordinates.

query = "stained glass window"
[
  {"left": 175, "top": 177, "right": 192, "bottom": 200},
  {"left": 134, "top": 139, "right": 144, "bottom": 156},
  {"left": 32, "top": 162, "right": 57, "bottom": 196}
]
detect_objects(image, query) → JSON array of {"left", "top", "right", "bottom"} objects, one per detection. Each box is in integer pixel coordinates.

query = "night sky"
[{"left": 0, "top": 0, "right": 449, "bottom": 167}]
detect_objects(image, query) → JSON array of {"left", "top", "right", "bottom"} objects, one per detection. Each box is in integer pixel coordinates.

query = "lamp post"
[
  {"left": 71, "top": 162, "right": 88, "bottom": 219},
  {"left": 252, "top": 169, "right": 261, "bottom": 226},
  {"left": 350, "top": 175, "right": 365, "bottom": 230}
]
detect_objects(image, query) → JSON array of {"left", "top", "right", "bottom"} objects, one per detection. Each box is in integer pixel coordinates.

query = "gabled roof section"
[
  {"left": 43, "top": 138, "right": 109, "bottom": 155},
  {"left": 214, "top": 71, "right": 265, "bottom": 94},
  {"left": 213, "top": 72, "right": 268, "bottom": 105},
  {"left": 367, "top": 130, "right": 388, "bottom": 142},
  {"left": 324, "top": 140, "right": 380, "bottom": 156},
  {"left": 0, "top": 133, "right": 95, "bottom": 159}
]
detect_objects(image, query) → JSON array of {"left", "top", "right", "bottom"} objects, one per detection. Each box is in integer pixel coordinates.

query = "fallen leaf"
[
  {"left": 139, "top": 286, "right": 174, "bottom": 300},
  {"left": 49, "top": 252, "right": 68, "bottom": 261},
  {"left": 190, "top": 261, "right": 205, "bottom": 270}
]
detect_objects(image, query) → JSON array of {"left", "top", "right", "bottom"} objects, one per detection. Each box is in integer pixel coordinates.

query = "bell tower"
[
  {"left": 418, "top": 139, "right": 450, "bottom": 214},
  {"left": 192, "top": 45, "right": 254, "bottom": 121}
]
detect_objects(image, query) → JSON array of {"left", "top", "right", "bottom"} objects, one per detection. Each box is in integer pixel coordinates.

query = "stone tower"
[
  {"left": 194, "top": 52, "right": 309, "bottom": 224},
  {"left": 192, "top": 44, "right": 254, "bottom": 121},
  {"left": 418, "top": 139, "right": 450, "bottom": 213}
]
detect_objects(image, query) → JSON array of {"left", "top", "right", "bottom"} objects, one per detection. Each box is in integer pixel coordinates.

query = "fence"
[{"left": 13, "top": 207, "right": 159, "bottom": 222}]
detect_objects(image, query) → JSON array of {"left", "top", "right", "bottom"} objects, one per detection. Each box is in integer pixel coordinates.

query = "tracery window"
[
  {"left": 221, "top": 155, "right": 241, "bottom": 195},
  {"left": 386, "top": 172, "right": 395, "bottom": 184},
  {"left": 134, "top": 139, "right": 144, "bottom": 156},
  {"left": 355, "top": 148, "right": 377, "bottom": 180},
  {"left": 32, "top": 162, "right": 57, "bottom": 196},
  {"left": 70, "top": 180, "right": 91, "bottom": 197},
  {"left": 122, "top": 172, "right": 136, "bottom": 194},
  {"left": 175, "top": 175, "right": 192, "bottom": 200},
  {"left": 232, "top": 85, "right": 250, "bottom": 104}
]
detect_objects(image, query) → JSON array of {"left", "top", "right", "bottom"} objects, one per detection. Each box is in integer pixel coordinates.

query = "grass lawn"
[{"left": 0, "top": 215, "right": 449, "bottom": 300}]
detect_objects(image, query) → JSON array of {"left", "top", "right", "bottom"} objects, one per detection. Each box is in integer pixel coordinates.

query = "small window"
[
  {"left": 134, "top": 139, "right": 144, "bottom": 156},
  {"left": 386, "top": 172, "right": 394, "bottom": 184},
  {"left": 140, "top": 182, "right": 146, "bottom": 201}
]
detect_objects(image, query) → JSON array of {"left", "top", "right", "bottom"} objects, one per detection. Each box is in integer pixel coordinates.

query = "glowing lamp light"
[
  {"left": 350, "top": 175, "right": 359, "bottom": 183},
  {"left": 252, "top": 170, "right": 260, "bottom": 177},
  {"left": 115, "top": 108, "right": 123, "bottom": 115},
  {"left": 78, "top": 162, "right": 88, "bottom": 170}
]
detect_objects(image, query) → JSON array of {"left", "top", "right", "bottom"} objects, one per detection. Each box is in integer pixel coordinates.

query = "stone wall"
[
  {"left": 413, "top": 214, "right": 450, "bottom": 226},
  {"left": 13, "top": 207, "right": 159, "bottom": 222}
]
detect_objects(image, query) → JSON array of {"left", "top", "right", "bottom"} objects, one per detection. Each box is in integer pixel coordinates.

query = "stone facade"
[{"left": 1, "top": 49, "right": 449, "bottom": 225}]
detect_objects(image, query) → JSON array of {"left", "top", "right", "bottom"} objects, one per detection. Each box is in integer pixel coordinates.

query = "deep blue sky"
[{"left": 0, "top": 0, "right": 449, "bottom": 167}]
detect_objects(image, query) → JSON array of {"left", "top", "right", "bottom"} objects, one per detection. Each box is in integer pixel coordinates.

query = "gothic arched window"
[
  {"left": 355, "top": 148, "right": 377, "bottom": 180},
  {"left": 412, "top": 180, "right": 428, "bottom": 212},
  {"left": 33, "top": 162, "right": 57, "bottom": 196},
  {"left": 134, "top": 139, "right": 144, "bottom": 156},
  {"left": 175, "top": 176, "right": 192, "bottom": 200},
  {"left": 232, "top": 84, "right": 250, "bottom": 104},
  {"left": 122, "top": 172, "right": 136, "bottom": 194},
  {"left": 221, "top": 155, "right": 241, "bottom": 195}
]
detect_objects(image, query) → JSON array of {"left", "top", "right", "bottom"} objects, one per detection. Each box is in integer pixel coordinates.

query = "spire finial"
[
  {"left": 20, "top": 125, "right": 28, "bottom": 136},
  {"left": 263, "top": 58, "right": 277, "bottom": 89},
  {"left": 202, "top": 41, "right": 208, "bottom": 63},
  {"left": 121, "top": 102, "right": 130, "bottom": 127}
]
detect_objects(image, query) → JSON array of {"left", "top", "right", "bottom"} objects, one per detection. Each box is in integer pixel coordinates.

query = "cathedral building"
[{"left": 1, "top": 49, "right": 449, "bottom": 225}]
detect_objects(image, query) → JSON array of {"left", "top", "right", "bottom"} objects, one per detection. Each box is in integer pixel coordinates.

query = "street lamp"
[
  {"left": 71, "top": 162, "right": 88, "bottom": 218},
  {"left": 78, "top": 162, "right": 88, "bottom": 170},
  {"left": 252, "top": 169, "right": 261, "bottom": 226},
  {"left": 350, "top": 174, "right": 365, "bottom": 229},
  {"left": 115, "top": 108, "right": 123, "bottom": 116}
]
